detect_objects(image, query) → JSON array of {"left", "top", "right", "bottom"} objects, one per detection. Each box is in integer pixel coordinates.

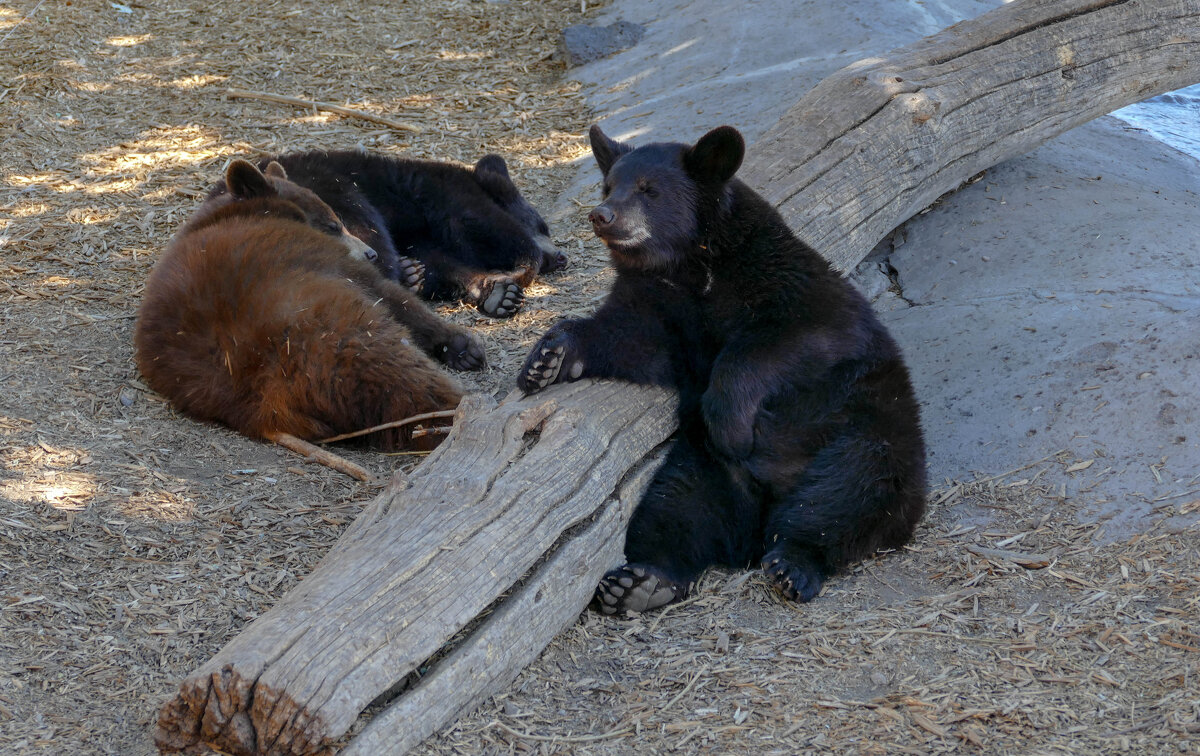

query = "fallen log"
[
  {"left": 156, "top": 384, "right": 676, "bottom": 756},
  {"left": 156, "top": 0, "right": 1199, "bottom": 753},
  {"left": 743, "top": 0, "right": 1200, "bottom": 272}
]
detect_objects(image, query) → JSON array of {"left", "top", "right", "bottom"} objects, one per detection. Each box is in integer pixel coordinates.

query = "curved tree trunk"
[
  {"left": 155, "top": 0, "right": 1200, "bottom": 753},
  {"left": 744, "top": 0, "right": 1200, "bottom": 272}
]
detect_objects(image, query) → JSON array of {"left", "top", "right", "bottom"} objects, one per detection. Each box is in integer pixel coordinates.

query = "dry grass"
[
  {"left": 425, "top": 476, "right": 1200, "bottom": 755},
  {"left": 0, "top": 0, "right": 1196, "bottom": 754}
]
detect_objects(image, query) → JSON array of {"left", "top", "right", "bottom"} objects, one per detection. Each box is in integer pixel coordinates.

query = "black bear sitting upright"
[
  {"left": 239, "top": 151, "right": 567, "bottom": 318},
  {"left": 518, "top": 125, "right": 927, "bottom": 613}
]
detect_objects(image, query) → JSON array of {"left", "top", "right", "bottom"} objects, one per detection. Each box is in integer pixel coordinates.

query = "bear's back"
[{"left": 135, "top": 216, "right": 383, "bottom": 425}]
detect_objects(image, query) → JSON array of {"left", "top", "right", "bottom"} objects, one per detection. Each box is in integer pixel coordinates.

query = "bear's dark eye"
[
  {"left": 602, "top": 182, "right": 612, "bottom": 198},
  {"left": 324, "top": 221, "right": 341, "bottom": 235},
  {"left": 638, "top": 180, "right": 657, "bottom": 198}
]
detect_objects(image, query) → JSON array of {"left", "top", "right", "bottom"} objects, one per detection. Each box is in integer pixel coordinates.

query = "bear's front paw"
[
  {"left": 517, "top": 329, "right": 583, "bottom": 394},
  {"left": 396, "top": 256, "right": 425, "bottom": 294},
  {"left": 594, "top": 564, "right": 686, "bottom": 615},
  {"left": 471, "top": 276, "right": 524, "bottom": 319},
  {"left": 440, "top": 331, "right": 487, "bottom": 372},
  {"left": 761, "top": 549, "right": 824, "bottom": 603}
]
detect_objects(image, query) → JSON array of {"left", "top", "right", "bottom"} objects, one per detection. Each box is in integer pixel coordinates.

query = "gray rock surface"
[
  {"left": 558, "top": 20, "right": 645, "bottom": 67},
  {"left": 557, "top": 0, "right": 1200, "bottom": 534},
  {"left": 884, "top": 121, "right": 1199, "bottom": 529}
]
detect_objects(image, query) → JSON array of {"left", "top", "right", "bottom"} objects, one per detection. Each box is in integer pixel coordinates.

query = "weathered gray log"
[
  {"left": 743, "top": 0, "right": 1200, "bottom": 273},
  {"left": 155, "top": 0, "right": 1200, "bottom": 753},
  {"left": 155, "top": 383, "right": 677, "bottom": 755},
  {"left": 340, "top": 455, "right": 665, "bottom": 756}
]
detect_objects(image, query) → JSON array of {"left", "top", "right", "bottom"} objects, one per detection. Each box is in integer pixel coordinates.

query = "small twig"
[
  {"left": 969, "top": 449, "right": 1066, "bottom": 486},
  {"left": 647, "top": 593, "right": 706, "bottom": 633},
  {"left": 267, "top": 432, "right": 373, "bottom": 482},
  {"left": 492, "top": 721, "right": 632, "bottom": 743},
  {"left": 659, "top": 665, "right": 709, "bottom": 714},
  {"left": 0, "top": 0, "right": 45, "bottom": 47},
  {"left": 965, "top": 544, "right": 1052, "bottom": 568},
  {"left": 1101, "top": 716, "right": 1166, "bottom": 738},
  {"left": 316, "top": 409, "right": 457, "bottom": 444},
  {"left": 225, "top": 88, "right": 422, "bottom": 133}
]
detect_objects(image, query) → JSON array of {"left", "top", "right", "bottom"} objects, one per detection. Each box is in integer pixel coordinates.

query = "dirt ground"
[{"left": 1, "top": 1, "right": 1197, "bottom": 755}]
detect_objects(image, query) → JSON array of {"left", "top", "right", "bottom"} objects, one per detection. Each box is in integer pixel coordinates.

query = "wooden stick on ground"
[
  {"left": 225, "top": 88, "right": 422, "bottom": 133},
  {"left": 267, "top": 432, "right": 373, "bottom": 483},
  {"left": 965, "top": 544, "right": 1053, "bottom": 569},
  {"left": 317, "top": 409, "right": 458, "bottom": 445}
]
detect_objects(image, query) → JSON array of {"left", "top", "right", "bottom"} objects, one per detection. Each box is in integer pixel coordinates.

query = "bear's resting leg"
[
  {"left": 761, "top": 432, "right": 919, "bottom": 602},
  {"left": 348, "top": 268, "right": 487, "bottom": 371},
  {"left": 597, "top": 429, "right": 757, "bottom": 614}
]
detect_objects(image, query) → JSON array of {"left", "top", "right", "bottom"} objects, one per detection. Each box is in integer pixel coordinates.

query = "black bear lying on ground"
[
  {"left": 224, "top": 150, "right": 567, "bottom": 318},
  {"left": 137, "top": 160, "right": 484, "bottom": 450},
  {"left": 519, "top": 125, "right": 927, "bottom": 612}
]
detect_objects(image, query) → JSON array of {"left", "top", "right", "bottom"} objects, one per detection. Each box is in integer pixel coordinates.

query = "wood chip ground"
[{"left": 0, "top": 1, "right": 1196, "bottom": 754}]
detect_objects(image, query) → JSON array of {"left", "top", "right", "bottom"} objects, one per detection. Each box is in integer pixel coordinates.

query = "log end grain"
[{"left": 155, "top": 664, "right": 334, "bottom": 756}]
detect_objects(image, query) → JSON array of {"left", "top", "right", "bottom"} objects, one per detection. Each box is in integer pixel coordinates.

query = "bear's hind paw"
[
  {"left": 441, "top": 332, "right": 487, "bottom": 372},
  {"left": 594, "top": 564, "right": 685, "bottom": 615},
  {"left": 761, "top": 551, "right": 825, "bottom": 603},
  {"left": 397, "top": 256, "right": 426, "bottom": 294},
  {"left": 475, "top": 277, "right": 524, "bottom": 318}
]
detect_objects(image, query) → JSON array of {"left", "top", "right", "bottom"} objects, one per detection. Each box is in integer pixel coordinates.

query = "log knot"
[
  {"left": 896, "top": 91, "right": 941, "bottom": 124},
  {"left": 867, "top": 69, "right": 920, "bottom": 98}
]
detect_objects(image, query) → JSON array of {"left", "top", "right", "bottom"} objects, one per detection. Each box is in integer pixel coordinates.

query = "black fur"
[
  {"left": 207, "top": 150, "right": 566, "bottom": 318},
  {"left": 520, "top": 125, "right": 927, "bottom": 612}
]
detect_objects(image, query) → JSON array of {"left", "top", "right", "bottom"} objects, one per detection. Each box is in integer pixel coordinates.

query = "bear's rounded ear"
[
  {"left": 225, "top": 159, "right": 275, "bottom": 200},
  {"left": 589, "top": 124, "right": 631, "bottom": 176},
  {"left": 263, "top": 161, "right": 289, "bottom": 181},
  {"left": 474, "top": 154, "right": 520, "bottom": 202},
  {"left": 474, "top": 154, "right": 511, "bottom": 181},
  {"left": 684, "top": 126, "right": 744, "bottom": 185}
]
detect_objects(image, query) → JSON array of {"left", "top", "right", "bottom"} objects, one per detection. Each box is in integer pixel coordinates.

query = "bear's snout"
[{"left": 589, "top": 205, "right": 615, "bottom": 229}]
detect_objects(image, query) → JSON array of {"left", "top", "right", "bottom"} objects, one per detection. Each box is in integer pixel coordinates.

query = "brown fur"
[{"left": 134, "top": 160, "right": 485, "bottom": 450}]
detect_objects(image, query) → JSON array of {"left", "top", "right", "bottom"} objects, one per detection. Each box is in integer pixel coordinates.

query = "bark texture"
[
  {"left": 743, "top": 0, "right": 1200, "bottom": 272},
  {"left": 155, "top": 384, "right": 676, "bottom": 755}
]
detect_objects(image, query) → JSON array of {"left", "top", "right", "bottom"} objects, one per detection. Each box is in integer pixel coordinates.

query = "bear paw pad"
[
  {"left": 519, "top": 344, "right": 565, "bottom": 393},
  {"left": 595, "top": 564, "right": 684, "bottom": 615},
  {"left": 476, "top": 278, "right": 524, "bottom": 319},
  {"left": 397, "top": 256, "right": 426, "bottom": 294},
  {"left": 442, "top": 332, "right": 487, "bottom": 372}
]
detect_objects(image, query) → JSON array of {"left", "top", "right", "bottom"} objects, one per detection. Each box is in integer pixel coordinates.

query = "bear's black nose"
[
  {"left": 364, "top": 247, "right": 378, "bottom": 262},
  {"left": 588, "top": 206, "right": 615, "bottom": 228}
]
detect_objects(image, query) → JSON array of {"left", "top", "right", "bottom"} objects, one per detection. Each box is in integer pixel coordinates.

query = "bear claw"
[
  {"left": 442, "top": 332, "right": 487, "bottom": 372},
  {"left": 761, "top": 551, "right": 824, "bottom": 603},
  {"left": 518, "top": 329, "right": 585, "bottom": 395},
  {"left": 520, "top": 345, "right": 564, "bottom": 392},
  {"left": 397, "top": 256, "right": 425, "bottom": 294},
  {"left": 594, "top": 563, "right": 684, "bottom": 615}
]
